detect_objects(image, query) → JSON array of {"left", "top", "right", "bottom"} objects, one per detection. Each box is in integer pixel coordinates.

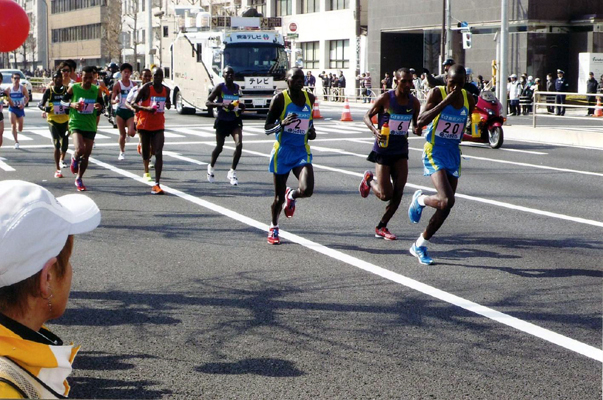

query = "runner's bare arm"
[
  {"left": 364, "top": 91, "right": 388, "bottom": 137},
  {"left": 165, "top": 87, "right": 171, "bottom": 110},
  {"left": 412, "top": 96, "right": 422, "bottom": 136},
  {"left": 264, "top": 93, "right": 285, "bottom": 135}
]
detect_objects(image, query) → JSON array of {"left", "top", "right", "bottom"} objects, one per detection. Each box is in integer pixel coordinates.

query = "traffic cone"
[
  {"left": 595, "top": 97, "right": 603, "bottom": 117},
  {"left": 340, "top": 98, "right": 353, "bottom": 121},
  {"left": 313, "top": 101, "right": 323, "bottom": 119}
]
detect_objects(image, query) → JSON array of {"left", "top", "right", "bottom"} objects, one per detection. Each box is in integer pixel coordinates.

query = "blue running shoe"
[
  {"left": 410, "top": 244, "right": 434, "bottom": 265},
  {"left": 408, "top": 189, "right": 425, "bottom": 224}
]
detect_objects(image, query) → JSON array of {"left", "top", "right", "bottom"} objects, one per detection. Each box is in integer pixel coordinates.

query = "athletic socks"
[{"left": 416, "top": 234, "right": 429, "bottom": 248}]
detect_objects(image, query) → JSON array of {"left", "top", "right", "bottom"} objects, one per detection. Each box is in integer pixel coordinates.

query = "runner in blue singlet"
[
  {"left": 263, "top": 68, "right": 317, "bottom": 245},
  {"left": 359, "top": 68, "right": 421, "bottom": 241},
  {"left": 206, "top": 67, "right": 246, "bottom": 186},
  {"left": 407, "top": 64, "right": 475, "bottom": 265}
]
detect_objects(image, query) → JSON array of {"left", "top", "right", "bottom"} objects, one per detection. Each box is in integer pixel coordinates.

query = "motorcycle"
[{"left": 463, "top": 90, "right": 505, "bottom": 149}]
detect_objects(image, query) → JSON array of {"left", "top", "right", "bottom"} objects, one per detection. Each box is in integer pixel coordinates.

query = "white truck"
[{"left": 169, "top": 15, "right": 290, "bottom": 116}]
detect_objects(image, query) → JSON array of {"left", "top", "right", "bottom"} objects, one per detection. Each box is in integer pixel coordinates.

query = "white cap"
[
  {"left": 0, "top": 180, "right": 101, "bottom": 288},
  {"left": 510, "top": 74, "right": 518, "bottom": 78}
]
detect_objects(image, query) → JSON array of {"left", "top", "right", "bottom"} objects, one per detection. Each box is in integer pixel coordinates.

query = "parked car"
[{"left": 0, "top": 69, "right": 33, "bottom": 107}]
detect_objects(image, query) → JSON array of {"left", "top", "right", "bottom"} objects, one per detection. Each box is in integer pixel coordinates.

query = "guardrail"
[{"left": 532, "top": 90, "right": 603, "bottom": 128}]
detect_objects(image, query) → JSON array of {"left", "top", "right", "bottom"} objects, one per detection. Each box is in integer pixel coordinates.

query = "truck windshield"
[{"left": 223, "top": 44, "right": 289, "bottom": 80}]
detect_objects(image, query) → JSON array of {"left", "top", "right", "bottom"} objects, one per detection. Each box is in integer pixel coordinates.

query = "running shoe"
[
  {"left": 410, "top": 244, "right": 434, "bottom": 265},
  {"left": 60, "top": 160, "right": 67, "bottom": 169},
  {"left": 54, "top": 170, "right": 63, "bottom": 179},
  {"left": 143, "top": 172, "right": 152, "bottom": 182},
  {"left": 149, "top": 160, "right": 154, "bottom": 169},
  {"left": 70, "top": 156, "right": 79, "bottom": 174},
  {"left": 137, "top": 143, "right": 142, "bottom": 155},
  {"left": 359, "top": 170, "right": 373, "bottom": 198},
  {"left": 283, "top": 187, "right": 296, "bottom": 218},
  {"left": 207, "top": 165, "right": 215, "bottom": 183},
  {"left": 375, "top": 227, "right": 397, "bottom": 241},
  {"left": 227, "top": 170, "right": 238, "bottom": 186},
  {"left": 118, "top": 152, "right": 125, "bottom": 161},
  {"left": 267, "top": 227, "right": 280, "bottom": 245},
  {"left": 408, "top": 190, "right": 425, "bottom": 224},
  {"left": 151, "top": 184, "right": 164, "bottom": 195},
  {"left": 14, "top": 142, "right": 19, "bottom": 149},
  {"left": 75, "top": 177, "right": 86, "bottom": 191}
]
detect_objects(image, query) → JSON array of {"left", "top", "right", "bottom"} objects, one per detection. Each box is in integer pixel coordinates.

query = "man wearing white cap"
[
  {"left": 0, "top": 180, "right": 101, "bottom": 398},
  {"left": 554, "top": 69, "right": 569, "bottom": 116}
]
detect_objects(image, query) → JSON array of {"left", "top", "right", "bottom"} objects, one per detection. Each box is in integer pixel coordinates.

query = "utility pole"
[
  {"left": 440, "top": 0, "right": 445, "bottom": 73},
  {"left": 147, "top": 0, "right": 153, "bottom": 67},
  {"left": 446, "top": 0, "right": 451, "bottom": 59},
  {"left": 500, "top": 0, "right": 508, "bottom": 116}
]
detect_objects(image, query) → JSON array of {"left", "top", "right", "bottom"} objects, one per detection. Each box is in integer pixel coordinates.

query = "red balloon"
[{"left": 0, "top": 1, "right": 30, "bottom": 52}]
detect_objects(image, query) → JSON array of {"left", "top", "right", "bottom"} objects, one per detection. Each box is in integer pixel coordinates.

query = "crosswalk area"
[{"left": 1, "top": 121, "right": 373, "bottom": 145}]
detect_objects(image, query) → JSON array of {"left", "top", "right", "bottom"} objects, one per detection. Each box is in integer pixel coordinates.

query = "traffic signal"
[{"left": 462, "top": 32, "right": 472, "bottom": 49}]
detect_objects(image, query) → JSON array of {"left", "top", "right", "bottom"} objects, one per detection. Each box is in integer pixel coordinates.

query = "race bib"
[
  {"left": 434, "top": 113, "right": 466, "bottom": 140},
  {"left": 284, "top": 112, "right": 310, "bottom": 136},
  {"left": 389, "top": 113, "right": 412, "bottom": 136},
  {"left": 78, "top": 99, "right": 95, "bottom": 115},
  {"left": 52, "top": 101, "right": 67, "bottom": 115},
  {"left": 151, "top": 96, "right": 166, "bottom": 113},
  {"left": 222, "top": 94, "right": 238, "bottom": 106}
]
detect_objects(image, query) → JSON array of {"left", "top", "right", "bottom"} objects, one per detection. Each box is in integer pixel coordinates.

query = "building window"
[
  {"left": 196, "top": 44, "right": 202, "bottom": 62},
  {"left": 249, "top": 0, "right": 265, "bottom": 15},
  {"left": 51, "top": 0, "right": 103, "bottom": 14},
  {"left": 301, "top": 42, "right": 319, "bottom": 69},
  {"left": 141, "top": 29, "right": 146, "bottom": 44},
  {"left": 329, "top": 0, "right": 349, "bottom": 10},
  {"left": 51, "top": 23, "right": 101, "bottom": 43},
  {"left": 163, "top": 25, "right": 169, "bottom": 37},
  {"left": 301, "top": 0, "right": 318, "bottom": 13},
  {"left": 329, "top": 39, "right": 349, "bottom": 69},
  {"left": 275, "top": 0, "right": 291, "bottom": 16}
]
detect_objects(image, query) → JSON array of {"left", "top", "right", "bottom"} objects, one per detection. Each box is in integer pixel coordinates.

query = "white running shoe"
[
  {"left": 118, "top": 152, "right": 125, "bottom": 161},
  {"left": 207, "top": 164, "right": 215, "bottom": 183},
  {"left": 60, "top": 160, "right": 67, "bottom": 169},
  {"left": 14, "top": 142, "right": 19, "bottom": 149},
  {"left": 227, "top": 170, "right": 238, "bottom": 186}
]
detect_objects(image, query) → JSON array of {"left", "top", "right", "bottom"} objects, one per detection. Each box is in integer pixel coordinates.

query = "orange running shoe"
[
  {"left": 375, "top": 227, "right": 397, "bottom": 241},
  {"left": 151, "top": 184, "right": 164, "bottom": 195}
]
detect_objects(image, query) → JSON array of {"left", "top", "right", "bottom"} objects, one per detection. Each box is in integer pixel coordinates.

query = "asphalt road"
[{"left": 1, "top": 105, "right": 602, "bottom": 399}]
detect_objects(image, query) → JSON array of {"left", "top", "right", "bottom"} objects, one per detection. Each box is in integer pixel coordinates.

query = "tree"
[
  {"left": 123, "top": 0, "right": 143, "bottom": 68},
  {"left": 103, "top": 0, "right": 123, "bottom": 63}
]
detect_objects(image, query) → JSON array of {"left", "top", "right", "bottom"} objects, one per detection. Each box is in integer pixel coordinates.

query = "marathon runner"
[
  {"left": 205, "top": 66, "right": 246, "bottom": 186},
  {"left": 131, "top": 67, "right": 171, "bottom": 195},
  {"left": 7, "top": 73, "right": 29, "bottom": 149},
  {"left": 126, "top": 68, "right": 154, "bottom": 181},
  {"left": 359, "top": 68, "right": 421, "bottom": 241},
  {"left": 264, "top": 67, "right": 316, "bottom": 245},
  {"left": 39, "top": 71, "right": 70, "bottom": 178},
  {"left": 62, "top": 66, "right": 104, "bottom": 191},
  {"left": 112, "top": 63, "right": 136, "bottom": 160},
  {"left": 408, "top": 64, "right": 475, "bottom": 265}
]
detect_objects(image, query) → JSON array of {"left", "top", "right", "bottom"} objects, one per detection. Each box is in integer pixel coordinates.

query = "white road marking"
[
  {"left": 460, "top": 142, "right": 548, "bottom": 155},
  {"left": 2, "top": 132, "right": 33, "bottom": 141},
  {"left": 163, "top": 151, "right": 208, "bottom": 165},
  {"left": 80, "top": 153, "right": 603, "bottom": 363},
  {"left": 0, "top": 158, "right": 15, "bottom": 171},
  {"left": 220, "top": 144, "right": 603, "bottom": 228}
]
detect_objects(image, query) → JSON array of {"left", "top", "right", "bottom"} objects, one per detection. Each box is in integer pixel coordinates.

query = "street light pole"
[
  {"left": 440, "top": 0, "right": 445, "bottom": 73},
  {"left": 500, "top": 0, "right": 508, "bottom": 116},
  {"left": 147, "top": 0, "right": 154, "bottom": 67}
]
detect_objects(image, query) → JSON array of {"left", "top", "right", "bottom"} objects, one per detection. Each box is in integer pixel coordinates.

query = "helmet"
[
  {"left": 109, "top": 62, "right": 119, "bottom": 71},
  {"left": 442, "top": 58, "right": 455, "bottom": 67}
]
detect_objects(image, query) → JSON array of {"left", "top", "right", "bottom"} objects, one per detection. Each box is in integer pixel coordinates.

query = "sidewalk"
[{"left": 318, "top": 99, "right": 603, "bottom": 149}]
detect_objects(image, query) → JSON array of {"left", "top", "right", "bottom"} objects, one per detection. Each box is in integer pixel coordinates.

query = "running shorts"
[
  {"left": 9, "top": 107, "right": 25, "bottom": 118},
  {"left": 269, "top": 144, "right": 312, "bottom": 175},
  {"left": 367, "top": 151, "right": 408, "bottom": 167},
  {"left": 422, "top": 142, "right": 461, "bottom": 178},
  {"left": 214, "top": 118, "right": 242, "bottom": 137},
  {"left": 72, "top": 129, "right": 97, "bottom": 141},
  {"left": 49, "top": 121, "right": 69, "bottom": 152},
  {"left": 116, "top": 108, "right": 135, "bottom": 121}
]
